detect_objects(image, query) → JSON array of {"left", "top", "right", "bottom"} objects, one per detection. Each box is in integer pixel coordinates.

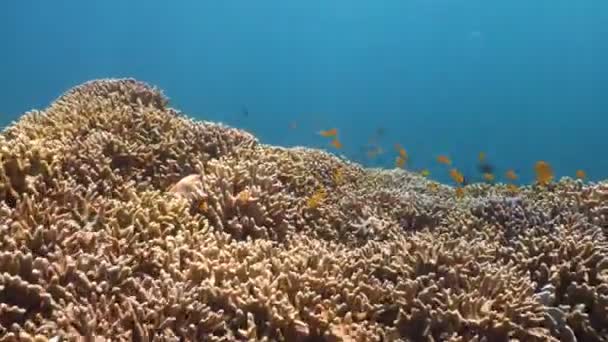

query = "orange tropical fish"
[
  {"left": 330, "top": 138, "right": 342, "bottom": 149},
  {"left": 482, "top": 173, "right": 495, "bottom": 182},
  {"left": 395, "top": 156, "right": 406, "bottom": 169},
  {"left": 534, "top": 161, "right": 554, "bottom": 185},
  {"left": 505, "top": 169, "right": 518, "bottom": 181},
  {"left": 575, "top": 169, "right": 586, "bottom": 180},
  {"left": 394, "top": 144, "right": 408, "bottom": 159},
  {"left": 449, "top": 168, "right": 464, "bottom": 184},
  {"left": 319, "top": 128, "right": 338, "bottom": 137},
  {"left": 455, "top": 187, "right": 465, "bottom": 198},
  {"left": 437, "top": 155, "right": 452, "bottom": 165}
]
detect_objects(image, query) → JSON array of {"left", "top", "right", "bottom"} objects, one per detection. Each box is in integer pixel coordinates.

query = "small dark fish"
[
  {"left": 477, "top": 162, "right": 494, "bottom": 174},
  {"left": 241, "top": 107, "right": 249, "bottom": 117},
  {"left": 376, "top": 127, "right": 386, "bottom": 137}
]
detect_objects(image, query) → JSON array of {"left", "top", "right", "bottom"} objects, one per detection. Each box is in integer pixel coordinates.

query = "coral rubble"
[{"left": 0, "top": 78, "right": 607, "bottom": 341}]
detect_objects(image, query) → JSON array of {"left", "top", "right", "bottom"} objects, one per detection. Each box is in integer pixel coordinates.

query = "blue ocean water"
[{"left": 1, "top": 1, "right": 607, "bottom": 185}]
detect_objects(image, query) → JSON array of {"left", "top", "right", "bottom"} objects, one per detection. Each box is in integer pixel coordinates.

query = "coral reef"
[{"left": 0, "top": 78, "right": 607, "bottom": 341}]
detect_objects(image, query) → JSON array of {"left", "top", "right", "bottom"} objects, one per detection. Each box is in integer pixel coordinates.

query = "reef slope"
[{"left": 0, "top": 79, "right": 607, "bottom": 341}]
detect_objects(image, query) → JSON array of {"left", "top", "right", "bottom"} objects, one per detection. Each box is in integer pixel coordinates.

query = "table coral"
[{"left": 0, "top": 78, "right": 607, "bottom": 341}]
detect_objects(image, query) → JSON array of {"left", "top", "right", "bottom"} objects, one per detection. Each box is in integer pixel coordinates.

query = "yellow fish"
[
  {"left": 478, "top": 152, "right": 486, "bottom": 162},
  {"left": 307, "top": 187, "right": 327, "bottom": 209},
  {"left": 420, "top": 169, "right": 430, "bottom": 177},
  {"left": 333, "top": 167, "right": 344, "bottom": 185}
]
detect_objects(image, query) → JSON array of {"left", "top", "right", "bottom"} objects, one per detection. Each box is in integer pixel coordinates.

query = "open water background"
[{"left": 1, "top": 0, "right": 607, "bottom": 184}]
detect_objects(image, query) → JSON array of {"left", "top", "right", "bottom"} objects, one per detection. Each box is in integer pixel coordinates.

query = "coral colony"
[{"left": 0, "top": 79, "right": 607, "bottom": 341}]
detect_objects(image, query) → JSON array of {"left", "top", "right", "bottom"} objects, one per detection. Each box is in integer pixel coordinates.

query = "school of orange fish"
[{"left": 314, "top": 126, "right": 587, "bottom": 198}]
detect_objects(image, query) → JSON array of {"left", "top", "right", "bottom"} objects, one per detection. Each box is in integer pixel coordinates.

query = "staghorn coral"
[{"left": 0, "top": 78, "right": 606, "bottom": 341}]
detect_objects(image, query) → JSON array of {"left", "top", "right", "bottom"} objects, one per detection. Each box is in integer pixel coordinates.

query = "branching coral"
[{"left": 0, "top": 78, "right": 606, "bottom": 341}]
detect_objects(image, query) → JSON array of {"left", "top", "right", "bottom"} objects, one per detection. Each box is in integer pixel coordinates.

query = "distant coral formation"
[{"left": 0, "top": 78, "right": 607, "bottom": 341}]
